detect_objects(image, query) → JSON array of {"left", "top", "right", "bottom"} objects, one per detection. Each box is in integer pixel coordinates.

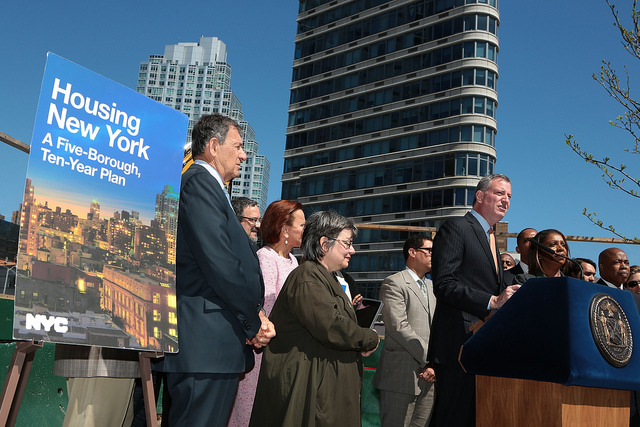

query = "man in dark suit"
[
  {"left": 162, "top": 114, "right": 275, "bottom": 426},
  {"left": 428, "top": 174, "right": 520, "bottom": 427},
  {"left": 597, "top": 247, "right": 630, "bottom": 289},
  {"left": 373, "top": 234, "right": 437, "bottom": 426},
  {"left": 596, "top": 247, "right": 639, "bottom": 426},
  {"left": 502, "top": 227, "right": 537, "bottom": 286}
]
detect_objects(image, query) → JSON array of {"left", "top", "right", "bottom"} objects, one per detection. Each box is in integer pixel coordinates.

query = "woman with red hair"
[
  {"left": 228, "top": 200, "right": 305, "bottom": 426},
  {"left": 256, "top": 200, "right": 306, "bottom": 312}
]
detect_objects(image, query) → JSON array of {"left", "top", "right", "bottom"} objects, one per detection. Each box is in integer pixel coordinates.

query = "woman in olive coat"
[{"left": 250, "top": 210, "right": 379, "bottom": 427}]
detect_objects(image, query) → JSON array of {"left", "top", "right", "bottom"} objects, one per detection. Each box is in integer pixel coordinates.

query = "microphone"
[
  {"left": 528, "top": 238, "right": 584, "bottom": 279},
  {"left": 528, "top": 238, "right": 556, "bottom": 256}
]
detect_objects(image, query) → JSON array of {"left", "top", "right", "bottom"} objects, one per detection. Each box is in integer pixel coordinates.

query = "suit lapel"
[
  {"left": 403, "top": 270, "right": 429, "bottom": 313},
  {"left": 191, "top": 163, "right": 266, "bottom": 298},
  {"left": 192, "top": 163, "right": 233, "bottom": 214},
  {"left": 466, "top": 212, "right": 500, "bottom": 282}
]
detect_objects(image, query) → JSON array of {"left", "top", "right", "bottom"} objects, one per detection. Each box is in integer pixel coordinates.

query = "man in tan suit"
[{"left": 373, "top": 234, "right": 437, "bottom": 426}]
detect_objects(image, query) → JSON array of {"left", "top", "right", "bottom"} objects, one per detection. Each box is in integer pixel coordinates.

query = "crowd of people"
[
  {"left": 503, "top": 227, "right": 637, "bottom": 294},
  {"left": 58, "top": 114, "right": 640, "bottom": 427},
  {"left": 162, "top": 114, "right": 380, "bottom": 427}
]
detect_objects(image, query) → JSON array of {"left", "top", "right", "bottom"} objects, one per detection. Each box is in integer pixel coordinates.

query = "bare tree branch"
[{"left": 565, "top": 1, "right": 640, "bottom": 241}]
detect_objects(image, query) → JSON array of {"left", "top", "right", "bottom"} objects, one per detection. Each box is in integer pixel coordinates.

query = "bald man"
[
  {"left": 597, "top": 248, "right": 640, "bottom": 426},
  {"left": 597, "top": 248, "right": 630, "bottom": 289}
]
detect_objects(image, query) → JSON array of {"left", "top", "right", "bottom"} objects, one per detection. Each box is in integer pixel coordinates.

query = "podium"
[{"left": 460, "top": 277, "right": 640, "bottom": 426}]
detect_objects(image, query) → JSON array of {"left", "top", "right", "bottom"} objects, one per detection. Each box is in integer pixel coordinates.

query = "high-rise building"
[
  {"left": 137, "top": 36, "right": 270, "bottom": 212},
  {"left": 155, "top": 184, "right": 179, "bottom": 264},
  {"left": 18, "top": 178, "right": 38, "bottom": 260},
  {"left": 89, "top": 200, "right": 100, "bottom": 221},
  {"left": 283, "top": 0, "right": 499, "bottom": 295}
]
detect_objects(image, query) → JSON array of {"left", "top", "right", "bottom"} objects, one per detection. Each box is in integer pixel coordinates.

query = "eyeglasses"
[
  {"left": 416, "top": 247, "right": 433, "bottom": 255},
  {"left": 240, "top": 216, "right": 260, "bottom": 226},
  {"left": 628, "top": 281, "right": 640, "bottom": 288},
  {"left": 333, "top": 239, "right": 354, "bottom": 249}
]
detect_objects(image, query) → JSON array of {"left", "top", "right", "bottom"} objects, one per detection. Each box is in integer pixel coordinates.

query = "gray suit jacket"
[{"left": 373, "top": 269, "right": 436, "bottom": 395}]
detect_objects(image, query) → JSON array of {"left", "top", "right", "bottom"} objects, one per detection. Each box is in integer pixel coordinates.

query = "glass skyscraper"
[
  {"left": 137, "top": 37, "right": 270, "bottom": 212},
  {"left": 283, "top": 0, "right": 499, "bottom": 295}
]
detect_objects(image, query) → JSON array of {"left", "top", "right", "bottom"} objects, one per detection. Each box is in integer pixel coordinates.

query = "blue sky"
[{"left": 1, "top": 0, "right": 639, "bottom": 266}]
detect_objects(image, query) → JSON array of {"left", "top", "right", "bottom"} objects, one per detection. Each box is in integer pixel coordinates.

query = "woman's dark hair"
[
  {"left": 301, "top": 211, "right": 357, "bottom": 262},
  {"left": 528, "top": 229, "right": 570, "bottom": 276}
]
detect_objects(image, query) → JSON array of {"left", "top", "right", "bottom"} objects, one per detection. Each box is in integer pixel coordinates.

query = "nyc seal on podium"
[{"left": 589, "top": 294, "right": 633, "bottom": 368}]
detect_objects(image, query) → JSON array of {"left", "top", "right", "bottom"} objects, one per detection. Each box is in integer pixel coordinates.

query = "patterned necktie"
[
  {"left": 488, "top": 227, "right": 498, "bottom": 274},
  {"left": 418, "top": 278, "right": 430, "bottom": 301},
  {"left": 417, "top": 278, "right": 432, "bottom": 318}
]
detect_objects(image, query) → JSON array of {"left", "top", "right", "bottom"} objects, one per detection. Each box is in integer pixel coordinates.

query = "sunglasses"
[{"left": 628, "top": 281, "right": 640, "bottom": 288}]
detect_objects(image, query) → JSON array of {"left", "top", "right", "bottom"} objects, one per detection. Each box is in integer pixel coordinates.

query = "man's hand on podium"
[{"left": 489, "top": 284, "right": 521, "bottom": 310}]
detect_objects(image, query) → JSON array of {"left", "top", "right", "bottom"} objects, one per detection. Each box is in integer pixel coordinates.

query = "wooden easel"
[
  {"left": 0, "top": 342, "right": 162, "bottom": 427},
  {"left": 139, "top": 351, "right": 164, "bottom": 427},
  {"left": 0, "top": 340, "right": 42, "bottom": 426}
]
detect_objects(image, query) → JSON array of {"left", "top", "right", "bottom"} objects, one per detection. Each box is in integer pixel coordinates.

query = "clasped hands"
[
  {"left": 418, "top": 366, "right": 436, "bottom": 383},
  {"left": 246, "top": 310, "right": 276, "bottom": 349}
]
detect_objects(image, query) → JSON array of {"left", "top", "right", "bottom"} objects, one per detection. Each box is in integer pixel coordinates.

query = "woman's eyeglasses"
[{"left": 333, "top": 239, "right": 354, "bottom": 249}]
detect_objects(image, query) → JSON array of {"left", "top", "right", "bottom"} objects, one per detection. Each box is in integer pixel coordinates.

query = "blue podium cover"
[{"left": 459, "top": 277, "right": 640, "bottom": 391}]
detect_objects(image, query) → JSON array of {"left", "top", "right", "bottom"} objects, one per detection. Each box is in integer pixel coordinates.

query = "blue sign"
[{"left": 13, "top": 53, "right": 187, "bottom": 352}]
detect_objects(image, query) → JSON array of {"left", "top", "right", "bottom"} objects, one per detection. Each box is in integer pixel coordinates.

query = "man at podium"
[{"left": 428, "top": 174, "right": 520, "bottom": 427}]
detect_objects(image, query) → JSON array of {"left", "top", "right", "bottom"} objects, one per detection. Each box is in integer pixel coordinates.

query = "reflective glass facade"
[
  {"left": 137, "top": 37, "right": 270, "bottom": 212},
  {"left": 284, "top": 0, "right": 499, "bottom": 296}
]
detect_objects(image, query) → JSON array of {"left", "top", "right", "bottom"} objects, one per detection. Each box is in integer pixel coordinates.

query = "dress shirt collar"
[
  {"left": 194, "top": 159, "right": 225, "bottom": 191},
  {"left": 470, "top": 209, "right": 492, "bottom": 241},
  {"left": 405, "top": 267, "right": 425, "bottom": 284},
  {"left": 520, "top": 261, "right": 529, "bottom": 274}
]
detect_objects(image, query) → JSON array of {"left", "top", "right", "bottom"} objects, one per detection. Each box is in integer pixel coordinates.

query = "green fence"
[
  {"left": 363, "top": 343, "right": 382, "bottom": 427},
  {"left": 0, "top": 296, "right": 383, "bottom": 426}
]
